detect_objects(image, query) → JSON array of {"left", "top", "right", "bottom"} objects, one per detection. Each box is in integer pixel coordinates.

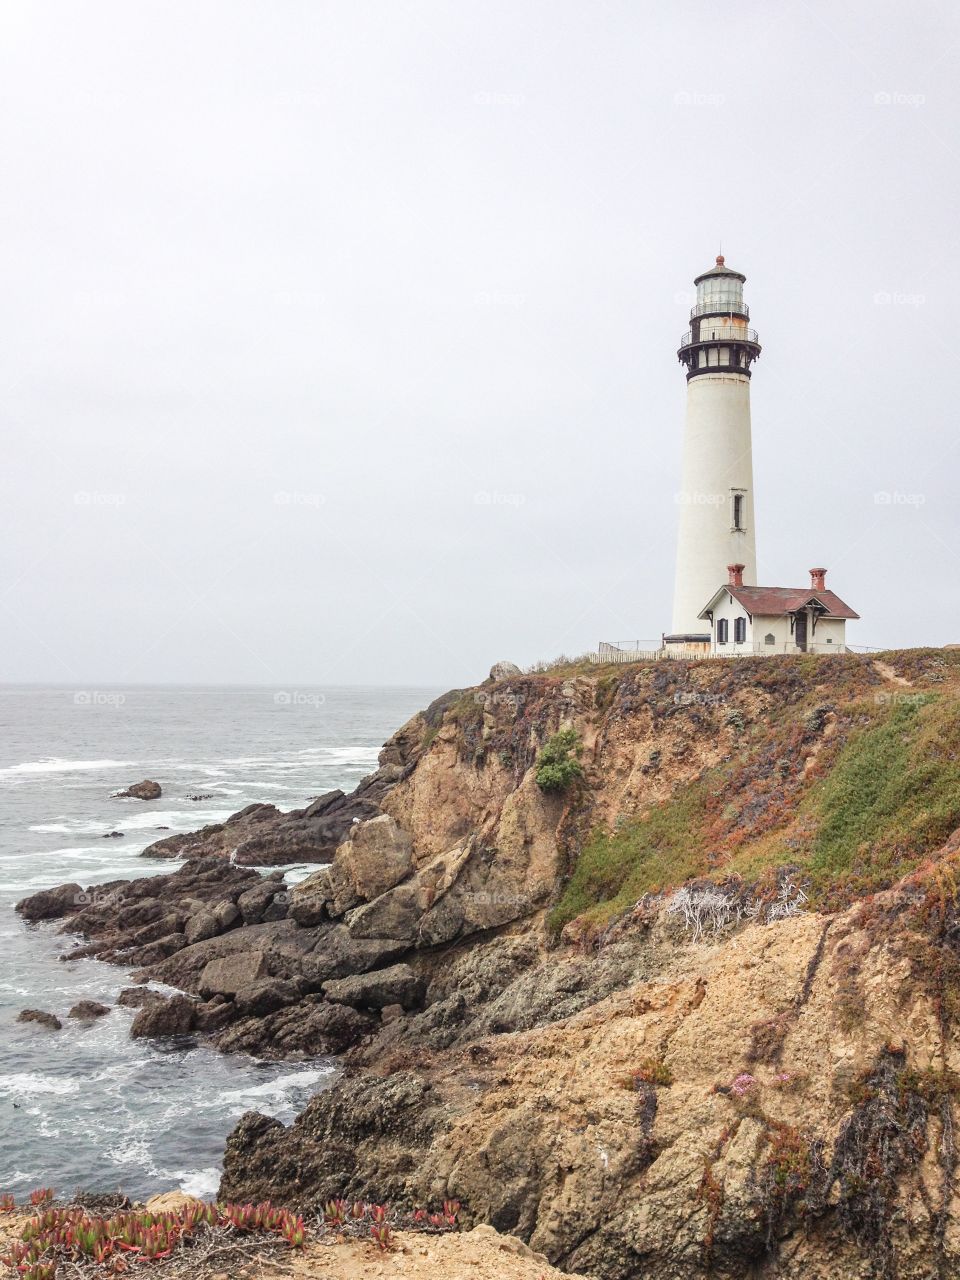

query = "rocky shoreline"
[{"left": 15, "top": 652, "right": 960, "bottom": 1278}]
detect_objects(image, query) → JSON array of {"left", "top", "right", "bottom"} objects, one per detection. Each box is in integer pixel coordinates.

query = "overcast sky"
[{"left": 1, "top": 0, "right": 958, "bottom": 687}]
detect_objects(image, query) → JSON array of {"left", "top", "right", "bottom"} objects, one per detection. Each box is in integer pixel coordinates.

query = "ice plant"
[
  {"left": 322, "top": 1198, "right": 348, "bottom": 1228},
  {"left": 0, "top": 1194, "right": 15, "bottom": 1213},
  {"left": 28, "top": 1188, "right": 54, "bottom": 1207},
  {"left": 370, "top": 1220, "right": 394, "bottom": 1251},
  {"left": 443, "top": 1199, "right": 461, "bottom": 1224}
]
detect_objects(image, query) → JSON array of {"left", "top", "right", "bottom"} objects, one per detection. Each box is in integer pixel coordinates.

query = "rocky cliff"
[{"left": 19, "top": 649, "right": 960, "bottom": 1278}]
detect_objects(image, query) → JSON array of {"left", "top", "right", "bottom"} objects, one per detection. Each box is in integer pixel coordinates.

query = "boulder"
[
  {"left": 116, "top": 779, "right": 162, "bottom": 800},
  {"left": 234, "top": 978, "right": 301, "bottom": 1019},
  {"left": 193, "top": 1000, "right": 237, "bottom": 1034},
  {"left": 68, "top": 1000, "right": 111, "bottom": 1020},
  {"left": 145, "top": 1192, "right": 203, "bottom": 1214},
  {"left": 184, "top": 909, "right": 220, "bottom": 946},
  {"left": 334, "top": 814, "right": 414, "bottom": 903},
  {"left": 116, "top": 986, "right": 164, "bottom": 1010},
  {"left": 215, "top": 997, "right": 375, "bottom": 1058},
  {"left": 17, "top": 882, "right": 84, "bottom": 921},
  {"left": 300, "top": 925, "right": 410, "bottom": 987},
  {"left": 130, "top": 994, "right": 197, "bottom": 1039},
  {"left": 17, "top": 1009, "right": 62, "bottom": 1031},
  {"left": 322, "top": 963, "right": 425, "bottom": 1011},
  {"left": 199, "top": 950, "right": 269, "bottom": 999},
  {"left": 236, "top": 877, "right": 284, "bottom": 925},
  {"left": 125, "top": 932, "right": 187, "bottom": 966},
  {"left": 184, "top": 899, "right": 240, "bottom": 946},
  {"left": 489, "top": 661, "right": 522, "bottom": 681}
]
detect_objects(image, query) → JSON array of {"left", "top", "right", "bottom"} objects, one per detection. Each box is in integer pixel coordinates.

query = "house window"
[
  {"left": 734, "top": 617, "right": 746, "bottom": 644},
  {"left": 732, "top": 492, "right": 744, "bottom": 531},
  {"left": 717, "top": 618, "right": 729, "bottom": 645},
  {"left": 764, "top": 633, "right": 775, "bottom": 646}
]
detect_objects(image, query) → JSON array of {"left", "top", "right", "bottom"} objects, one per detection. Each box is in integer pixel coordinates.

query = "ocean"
[{"left": 0, "top": 684, "right": 436, "bottom": 1201}]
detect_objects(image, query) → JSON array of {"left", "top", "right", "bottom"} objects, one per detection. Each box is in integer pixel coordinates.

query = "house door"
[{"left": 794, "top": 611, "right": 808, "bottom": 652}]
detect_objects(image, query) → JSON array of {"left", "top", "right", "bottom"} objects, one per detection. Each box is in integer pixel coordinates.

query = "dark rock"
[
  {"left": 17, "top": 882, "right": 84, "bottom": 921},
  {"left": 237, "top": 878, "right": 283, "bottom": 926},
  {"left": 68, "top": 1000, "right": 111, "bottom": 1020},
  {"left": 101, "top": 831, "right": 124, "bottom": 839},
  {"left": 300, "top": 925, "right": 410, "bottom": 987},
  {"left": 17, "top": 1009, "right": 62, "bottom": 1031},
  {"left": 219, "top": 1071, "right": 442, "bottom": 1205},
  {"left": 189, "top": 794, "right": 214, "bottom": 801},
  {"left": 117, "top": 986, "right": 164, "bottom": 1010},
  {"left": 199, "top": 950, "right": 269, "bottom": 999},
  {"left": 234, "top": 978, "right": 301, "bottom": 1019},
  {"left": 215, "top": 998, "right": 375, "bottom": 1059},
  {"left": 115, "top": 779, "right": 162, "bottom": 800},
  {"left": 146, "top": 919, "right": 301, "bottom": 993},
  {"left": 125, "top": 932, "right": 187, "bottom": 966},
  {"left": 140, "top": 783, "right": 394, "bottom": 868},
  {"left": 322, "top": 963, "right": 425, "bottom": 1011},
  {"left": 130, "top": 994, "right": 197, "bottom": 1039},
  {"left": 193, "top": 1000, "right": 237, "bottom": 1033}
]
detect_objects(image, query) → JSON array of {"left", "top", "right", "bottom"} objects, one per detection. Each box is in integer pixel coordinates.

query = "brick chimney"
[
  {"left": 727, "top": 563, "right": 745, "bottom": 588},
  {"left": 810, "top": 567, "right": 827, "bottom": 592}
]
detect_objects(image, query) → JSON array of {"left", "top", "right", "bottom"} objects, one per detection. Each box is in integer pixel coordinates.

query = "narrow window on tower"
[
  {"left": 732, "top": 492, "right": 744, "bottom": 531},
  {"left": 717, "top": 618, "right": 729, "bottom": 645},
  {"left": 734, "top": 617, "right": 746, "bottom": 644}
]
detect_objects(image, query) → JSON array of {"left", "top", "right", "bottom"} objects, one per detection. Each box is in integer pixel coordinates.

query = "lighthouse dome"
[{"left": 692, "top": 255, "right": 747, "bottom": 318}]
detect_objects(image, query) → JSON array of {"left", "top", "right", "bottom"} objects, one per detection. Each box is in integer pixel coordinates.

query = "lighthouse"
[{"left": 666, "top": 256, "right": 761, "bottom": 647}]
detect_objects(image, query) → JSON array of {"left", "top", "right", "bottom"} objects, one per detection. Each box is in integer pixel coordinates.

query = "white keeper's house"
[{"left": 699, "top": 564, "right": 859, "bottom": 656}]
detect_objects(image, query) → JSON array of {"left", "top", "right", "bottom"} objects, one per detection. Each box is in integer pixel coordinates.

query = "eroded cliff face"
[
  {"left": 217, "top": 650, "right": 960, "bottom": 1279},
  {"left": 20, "top": 650, "right": 960, "bottom": 1278}
]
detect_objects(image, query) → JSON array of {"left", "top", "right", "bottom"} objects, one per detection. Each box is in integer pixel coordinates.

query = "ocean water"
[{"left": 0, "top": 685, "right": 436, "bottom": 1201}]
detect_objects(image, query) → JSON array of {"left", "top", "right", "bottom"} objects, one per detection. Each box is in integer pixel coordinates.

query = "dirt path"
[{"left": 873, "top": 659, "right": 912, "bottom": 686}]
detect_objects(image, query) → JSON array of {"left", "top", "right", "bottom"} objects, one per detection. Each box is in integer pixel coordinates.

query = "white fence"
[{"left": 592, "top": 640, "right": 881, "bottom": 664}]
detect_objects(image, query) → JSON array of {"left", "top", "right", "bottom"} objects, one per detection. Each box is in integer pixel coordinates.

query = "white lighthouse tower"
[{"left": 666, "top": 256, "right": 762, "bottom": 646}]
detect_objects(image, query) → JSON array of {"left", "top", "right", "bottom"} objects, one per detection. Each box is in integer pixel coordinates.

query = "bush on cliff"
[{"left": 535, "top": 729, "right": 584, "bottom": 792}]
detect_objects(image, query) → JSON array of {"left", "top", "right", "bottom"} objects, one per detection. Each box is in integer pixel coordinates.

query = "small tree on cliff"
[{"left": 535, "top": 728, "right": 585, "bottom": 792}]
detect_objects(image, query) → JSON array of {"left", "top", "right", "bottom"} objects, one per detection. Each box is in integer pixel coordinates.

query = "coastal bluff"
[{"left": 17, "top": 648, "right": 960, "bottom": 1279}]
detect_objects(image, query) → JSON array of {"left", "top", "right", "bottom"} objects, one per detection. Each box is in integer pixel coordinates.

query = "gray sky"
[{"left": 1, "top": 0, "right": 958, "bottom": 687}]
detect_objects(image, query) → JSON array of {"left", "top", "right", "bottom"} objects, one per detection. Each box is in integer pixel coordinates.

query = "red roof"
[{"left": 700, "top": 585, "right": 860, "bottom": 620}]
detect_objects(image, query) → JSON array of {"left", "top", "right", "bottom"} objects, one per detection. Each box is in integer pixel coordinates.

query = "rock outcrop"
[
  {"left": 17, "top": 1009, "right": 62, "bottom": 1031},
  {"left": 115, "top": 779, "right": 162, "bottom": 800}
]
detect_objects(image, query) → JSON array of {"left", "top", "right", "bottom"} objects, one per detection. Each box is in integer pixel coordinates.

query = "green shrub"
[{"left": 535, "top": 728, "right": 585, "bottom": 793}]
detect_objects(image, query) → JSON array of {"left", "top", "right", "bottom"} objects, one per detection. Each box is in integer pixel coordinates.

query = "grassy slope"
[{"left": 548, "top": 649, "right": 960, "bottom": 935}]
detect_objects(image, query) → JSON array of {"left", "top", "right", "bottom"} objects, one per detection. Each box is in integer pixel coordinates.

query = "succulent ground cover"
[{"left": 0, "top": 1194, "right": 460, "bottom": 1279}]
